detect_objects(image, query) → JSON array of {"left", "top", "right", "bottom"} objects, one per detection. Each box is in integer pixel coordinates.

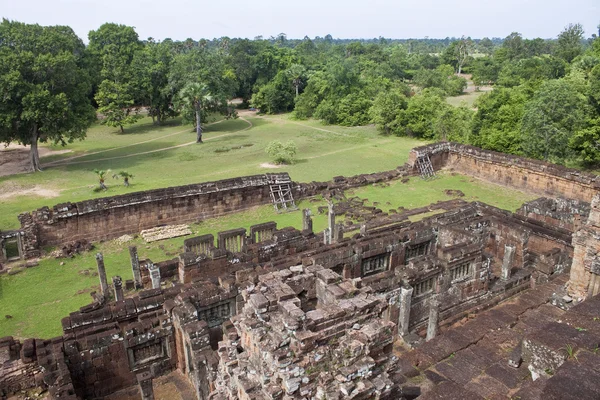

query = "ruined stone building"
[{"left": 2, "top": 142, "right": 600, "bottom": 399}]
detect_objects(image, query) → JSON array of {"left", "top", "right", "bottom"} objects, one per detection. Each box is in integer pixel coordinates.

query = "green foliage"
[
  {"left": 0, "top": 19, "right": 95, "bottom": 171},
  {"left": 265, "top": 140, "right": 298, "bottom": 164},
  {"left": 413, "top": 65, "right": 467, "bottom": 96},
  {"left": 471, "top": 87, "right": 529, "bottom": 153},
  {"left": 569, "top": 122, "right": 600, "bottom": 165},
  {"left": 396, "top": 89, "right": 447, "bottom": 138},
  {"left": 433, "top": 105, "right": 474, "bottom": 142},
  {"left": 555, "top": 23, "right": 584, "bottom": 63},
  {"left": 112, "top": 171, "right": 133, "bottom": 186},
  {"left": 251, "top": 70, "right": 295, "bottom": 114},
  {"left": 95, "top": 80, "right": 142, "bottom": 132},
  {"left": 521, "top": 78, "right": 590, "bottom": 162},
  {"left": 93, "top": 169, "right": 110, "bottom": 190},
  {"left": 369, "top": 88, "right": 408, "bottom": 134}
]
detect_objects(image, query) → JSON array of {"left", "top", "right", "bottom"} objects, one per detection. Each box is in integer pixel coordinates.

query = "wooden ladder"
[
  {"left": 269, "top": 177, "right": 297, "bottom": 212},
  {"left": 416, "top": 154, "right": 436, "bottom": 179}
]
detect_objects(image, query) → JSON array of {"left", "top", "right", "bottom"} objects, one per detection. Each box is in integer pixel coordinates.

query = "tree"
[
  {"left": 522, "top": 79, "right": 590, "bottom": 162},
  {"left": 286, "top": 64, "right": 307, "bottom": 97},
  {"left": 455, "top": 37, "right": 473, "bottom": 75},
  {"left": 266, "top": 140, "right": 297, "bottom": 164},
  {"left": 95, "top": 80, "right": 141, "bottom": 133},
  {"left": 131, "top": 40, "right": 176, "bottom": 125},
  {"left": 502, "top": 32, "right": 525, "bottom": 61},
  {"left": 471, "top": 87, "right": 529, "bottom": 153},
  {"left": 175, "top": 83, "right": 216, "bottom": 143},
  {"left": 113, "top": 171, "right": 134, "bottom": 186},
  {"left": 88, "top": 23, "right": 141, "bottom": 84},
  {"left": 0, "top": 20, "right": 95, "bottom": 172},
  {"left": 369, "top": 88, "right": 408, "bottom": 134},
  {"left": 396, "top": 89, "right": 446, "bottom": 138},
  {"left": 555, "top": 23, "right": 584, "bottom": 63},
  {"left": 94, "top": 169, "right": 110, "bottom": 190},
  {"left": 433, "top": 105, "right": 474, "bottom": 142}
]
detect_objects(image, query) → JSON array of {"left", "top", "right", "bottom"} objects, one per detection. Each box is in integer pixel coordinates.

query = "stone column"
[
  {"left": 323, "top": 228, "right": 331, "bottom": 245},
  {"left": 113, "top": 276, "right": 124, "bottom": 301},
  {"left": 302, "top": 209, "right": 313, "bottom": 233},
  {"left": 360, "top": 224, "right": 368, "bottom": 236},
  {"left": 328, "top": 201, "right": 335, "bottom": 244},
  {"left": 426, "top": 295, "right": 440, "bottom": 341},
  {"left": 95, "top": 253, "right": 109, "bottom": 297},
  {"left": 398, "top": 284, "right": 414, "bottom": 336},
  {"left": 137, "top": 371, "right": 154, "bottom": 400},
  {"left": 129, "top": 246, "right": 142, "bottom": 289},
  {"left": 148, "top": 262, "right": 161, "bottom": 289},
  {"left": 335, "top": 224, "right": 344, "bottom": 242},
  {"left": 501, "top": 244, "right": 516, "bottom": 281}
]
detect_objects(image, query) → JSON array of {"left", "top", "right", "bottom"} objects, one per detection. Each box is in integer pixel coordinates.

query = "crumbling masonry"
[{"left": 3, "top": 142, "right": 600, "bottom": 399}]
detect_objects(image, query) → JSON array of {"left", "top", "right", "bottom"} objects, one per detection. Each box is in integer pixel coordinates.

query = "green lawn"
[
  {"left": 0, "top": 114, "right": 536, "bottom": 339},
  {"left": 0, "top": 113, "right": 424, "bottom": 229}
]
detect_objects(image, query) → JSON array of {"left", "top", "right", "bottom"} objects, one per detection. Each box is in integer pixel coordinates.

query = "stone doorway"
[{"left": 0, "top": 231, "right": 24, "bottom": 263}]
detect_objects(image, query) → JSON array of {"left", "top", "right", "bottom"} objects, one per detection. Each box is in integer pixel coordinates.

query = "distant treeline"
[{"left": 1, "top": 18, "right": 599, "bottom": 172}]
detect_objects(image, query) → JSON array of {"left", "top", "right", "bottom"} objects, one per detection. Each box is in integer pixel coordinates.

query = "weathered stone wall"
[
  {"left": 18, "top": 174, "right": 288, "bottom": 254},
  {"left": 16, "top": 167, "right": 416, "bottom": 258},
  {"left": 409, "top": 142, "right": 600, "bottom": 202}
]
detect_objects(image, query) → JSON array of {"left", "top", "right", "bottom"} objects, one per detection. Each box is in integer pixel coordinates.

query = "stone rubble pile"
[{"left": 141, "top": 225, "right": 192, "bottom": 243}]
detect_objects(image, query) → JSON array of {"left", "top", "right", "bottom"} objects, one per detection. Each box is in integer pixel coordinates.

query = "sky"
[{"left": 1, "top": 0, "right": 599, "bottom": 42}]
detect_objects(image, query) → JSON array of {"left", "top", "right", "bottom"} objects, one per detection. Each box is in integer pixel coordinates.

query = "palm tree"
[
  {"left": 93, "top": 169, "right": 110, "bottom": 190},
  {"left": 113, "top": 171, "right": 134, "bottom": 187},
  {"left": 175, "top": 83, "right": 213, "bottom": 143}
]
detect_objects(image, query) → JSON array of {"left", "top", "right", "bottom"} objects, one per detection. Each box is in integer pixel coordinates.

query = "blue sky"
[{"left": 1, "top": 0, "right": 598, "bottom": 42}]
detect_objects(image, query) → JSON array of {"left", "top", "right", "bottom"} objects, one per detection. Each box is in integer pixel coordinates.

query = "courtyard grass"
[{"left": 0, "top": 114, "right": 537, "bottom": 339}]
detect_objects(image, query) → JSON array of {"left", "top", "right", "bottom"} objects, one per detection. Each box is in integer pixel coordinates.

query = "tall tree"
[
  {"left": 89, "top": 23, "right": 142, "bottom": 132},
  {"left": 521, "top": 79, "right": 590, "bottom": 161},
  {"left": 286, "top": 64, "right": 307, "bottom": 97},
  {"left": 95, "top": 80, "right": 141, "bottom": 133},
  {"left": 131, "top": 40, "right": 176, "bottom": 124},
  {"left": 0, "top": 19, "right": 95, "bottom": 171},
  {"left": 175, "top": 83, "right": 217, "bottom": 143},
  {"left": 555, "top": 23, "right": 584, "bottom": 63}
]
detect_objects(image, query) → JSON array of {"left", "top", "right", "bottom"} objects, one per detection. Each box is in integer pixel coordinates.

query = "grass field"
[
  {"left": 0, "top": 112, "right": 425, "bottom": 229},
  {"left": 0, "top": 113, "right": 536, "bottom": 339}
]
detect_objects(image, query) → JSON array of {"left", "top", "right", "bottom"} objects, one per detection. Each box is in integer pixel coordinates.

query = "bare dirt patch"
[
  {"left": 0, "top": 183, "right": 60, "bottom": 200},
  {"left": 0, "top": 144, "right": 72, "bottom": 177},
  {"left": 260, "top": 162, "right": 282, "bottom": 169}
]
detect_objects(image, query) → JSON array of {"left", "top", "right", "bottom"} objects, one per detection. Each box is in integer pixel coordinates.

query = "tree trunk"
[
  {"left": 195, "top": 105, "right": 203, "bottom": 143},
  {"left": 120, "top": 125, "right": 124, "bottom": 134},
  {"left": 29, "top": 125, "right": 42, "bottom": 172},
  {"left": 295, "top": 84, "right": 299, "bottom": 97}
]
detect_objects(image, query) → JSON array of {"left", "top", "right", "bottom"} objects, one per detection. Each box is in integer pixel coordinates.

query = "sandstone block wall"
[
  {"left": 18, "top": 174, "right": 288, "bottom": 254},
  {"left": 410, "top": 142, "right": 600, "bottom": 202}
]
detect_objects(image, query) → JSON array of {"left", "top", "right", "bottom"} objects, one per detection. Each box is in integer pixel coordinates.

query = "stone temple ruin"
[{"left": 3, "top": 142, "right": 600, "bottom": 399}]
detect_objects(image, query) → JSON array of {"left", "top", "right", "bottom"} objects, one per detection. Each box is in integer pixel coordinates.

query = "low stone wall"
[
  {"left": 409, "top": 142, "right": 600, "bottom": 202},
  {"left": 17, "top": 174, "right": 288, "bottom": 257},
  {"left": 15, "top": 167, "right": 415, "bottom": 258}
]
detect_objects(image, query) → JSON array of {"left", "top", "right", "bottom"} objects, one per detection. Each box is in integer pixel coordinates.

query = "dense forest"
[{"left": 1, "top": 19, "right": 599, "bottom": 171}]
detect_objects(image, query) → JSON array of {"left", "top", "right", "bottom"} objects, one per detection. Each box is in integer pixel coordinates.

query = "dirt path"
[
  {"left": 41, "top": 117, "right": 253, "bottom": 168},
  {"left": 257, "top": 114, "right": 351, "bottom": 137},
  {"left": 44, "top": 119, "right": 229, "bottom": 167},
  {"left": 0, "top": 145, "right": 72, "bottom": 177}
]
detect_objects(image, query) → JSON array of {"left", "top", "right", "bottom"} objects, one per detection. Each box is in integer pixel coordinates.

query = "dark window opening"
[
  {"left": 414, "top": 277, "right": 435, "bottom": 297},
  {"left": 361, "top": 253, "right": 390, "bottom": 277},
  {"left": 451, "top": 262, "right": 471, "bottom": 281},
  {"left": 405, "top": 241, "right": 430, "bottom": 262}
]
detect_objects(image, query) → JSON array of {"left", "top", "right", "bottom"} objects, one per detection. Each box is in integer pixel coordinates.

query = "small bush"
[{"left": 266, "top": 140, "right": 297, "bottom": 164}]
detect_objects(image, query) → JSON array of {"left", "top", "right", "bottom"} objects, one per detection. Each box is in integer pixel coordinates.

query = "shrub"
[{"left": 266, "top": 140, "right": 297, "bottom": 164}]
